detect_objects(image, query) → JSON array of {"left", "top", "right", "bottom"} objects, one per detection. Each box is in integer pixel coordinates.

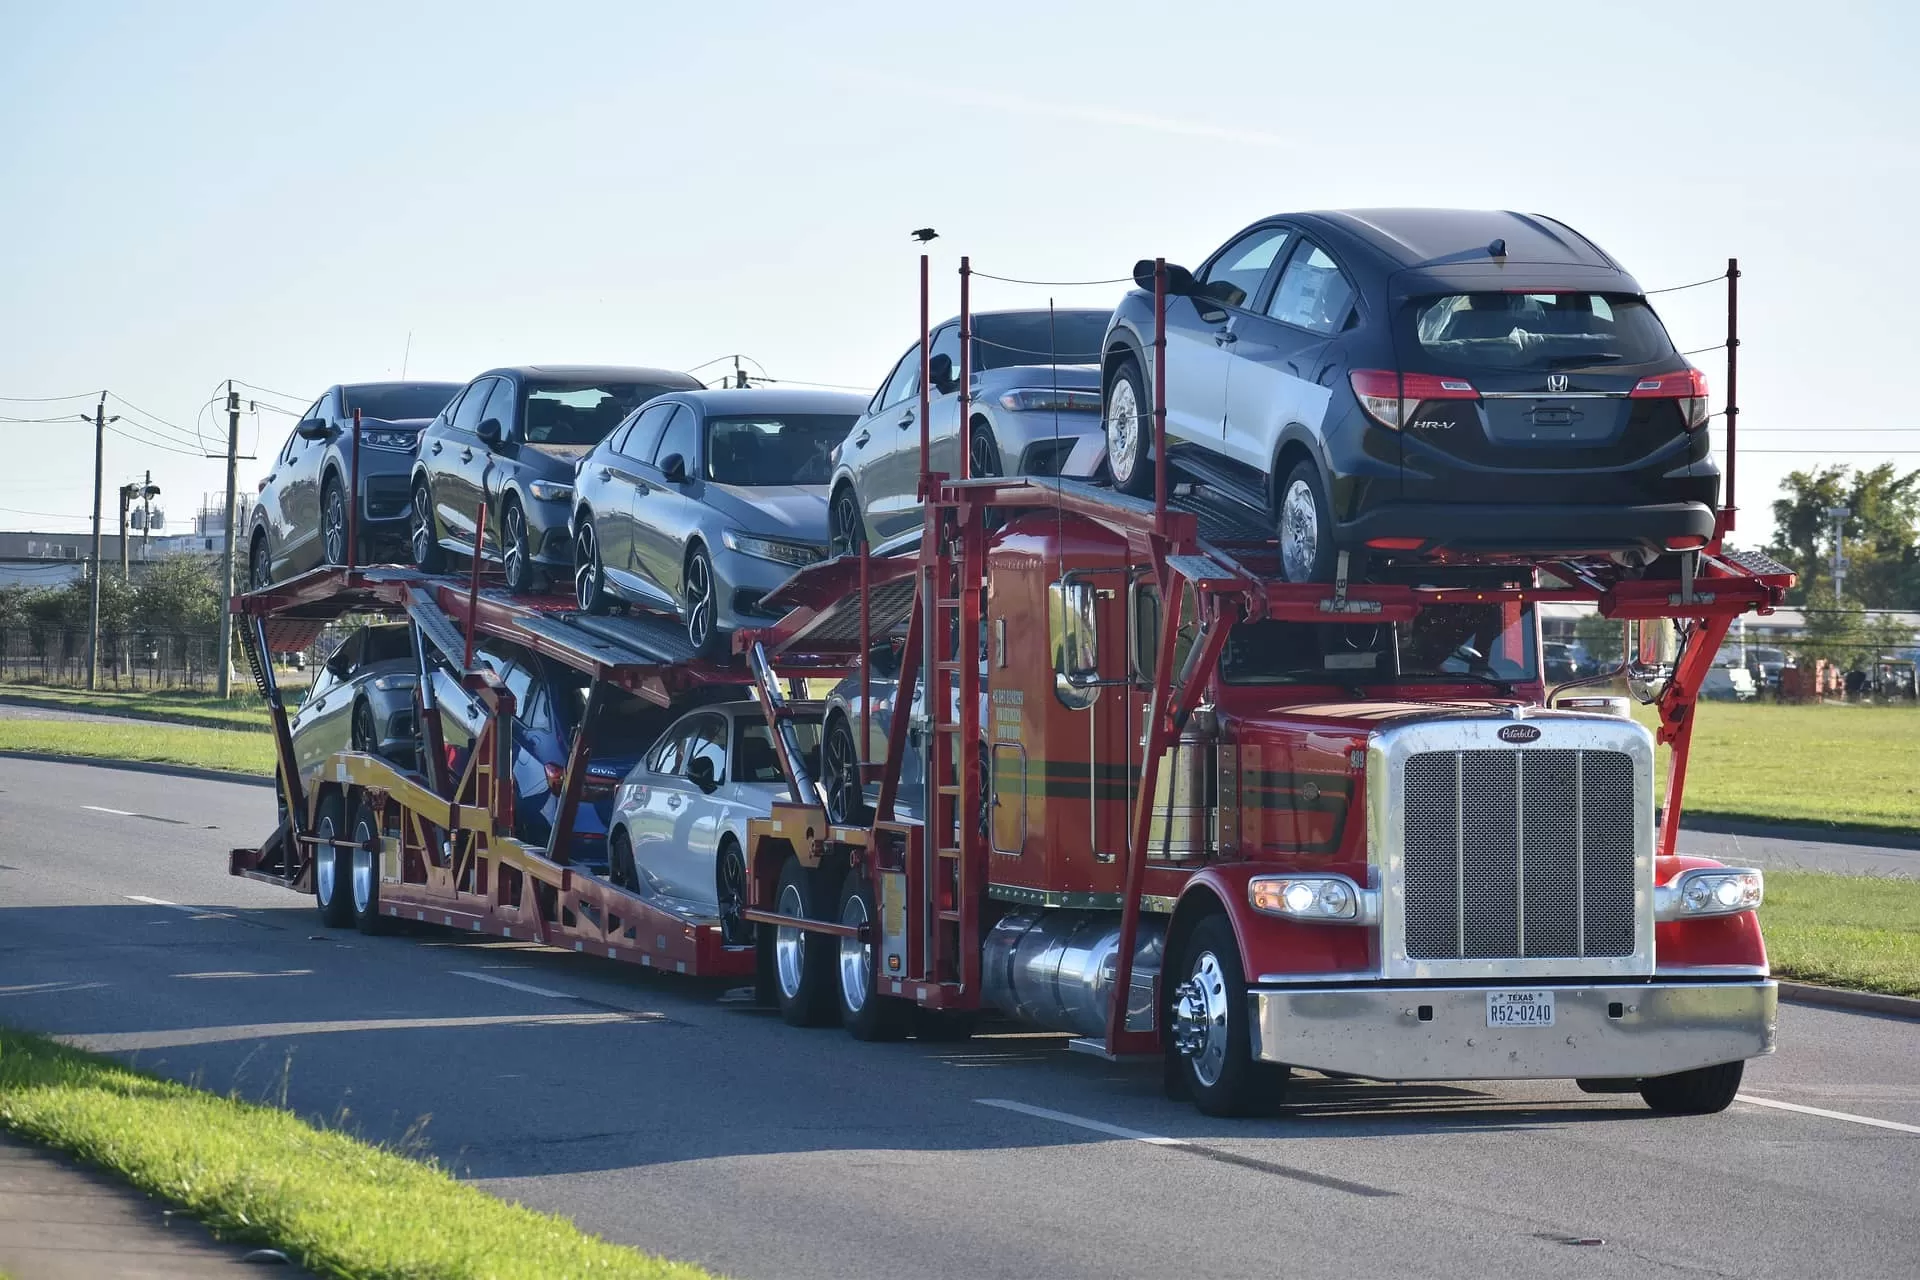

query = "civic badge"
[
  {"left": 1546, "top": 373, "right": 1569, "bottom": 393},
  {"left": 1498, "top": 724, "right": 1542, "bottom": 743}
]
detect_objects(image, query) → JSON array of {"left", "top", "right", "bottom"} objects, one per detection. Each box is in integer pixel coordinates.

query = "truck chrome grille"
[{"left": 1403, "top": 749, "right": 1635, "bottom": 960}]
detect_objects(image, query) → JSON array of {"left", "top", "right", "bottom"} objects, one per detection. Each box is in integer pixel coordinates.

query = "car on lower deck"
[
  {"left": 1101, "top": 209, "right": 1720, "bottom": 582},
  {"left": 249, "top": 382, "right": 462, "bottom": 588},
  {"left": 608, "top": 700, "right": 823, "bottom": 944},
  {"left": 410, "top": 366, "right": 702, "bottom": 593},
  {"left": 828, "top": 309, "right": 1111, "bottom": 553},
  {"left": 571, "top": 389, "right": 861, "bottom": 656},
  {"left": 289, "top": 622, "right": 420, "bottom": 777}
]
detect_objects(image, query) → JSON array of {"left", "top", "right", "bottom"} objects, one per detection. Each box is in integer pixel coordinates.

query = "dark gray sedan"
[{"left": 570, "top": 389, "right": 864, "bottom": 655}]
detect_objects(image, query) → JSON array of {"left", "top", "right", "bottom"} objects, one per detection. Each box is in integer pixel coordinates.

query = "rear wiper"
[{"left": 1544, "top": 352, "right": 1623, "bottom": 367}]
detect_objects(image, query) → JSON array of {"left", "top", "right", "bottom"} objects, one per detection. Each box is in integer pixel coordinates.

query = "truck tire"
[
  {"left": 311, "top": 791, "right": 352, "bottom": 929},
  {"left": 836, "top": 869, "right": 910, "bottom": 1041},
  {"left": 1639, "top": 1060, "right": 1744, "bottom": 1115},
  {"left": 1167, "top": 914, "right": 1290, "bottom": 1116},
  {"left": 772, "top": 857, "right": 838, "bottom": 1027},
  {"left": 348, "top": 795, "right": 387, "bottom": 935}
]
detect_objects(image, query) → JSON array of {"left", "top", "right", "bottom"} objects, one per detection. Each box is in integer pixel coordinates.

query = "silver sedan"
[{"left": 571, "top": 389, "right": 865, "bottom": 657}]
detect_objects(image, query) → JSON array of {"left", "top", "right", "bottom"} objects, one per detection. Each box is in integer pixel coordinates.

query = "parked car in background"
[
  {"left": 249, "top": 381, "right": 463, "bottom": 587},
  {"left": 1101, "top": 209, "right": 1721, "bottom": 582},
  {"left": 828, "top": 309, "right": 1111, "bottom": 553},
  {"left": 289, "top": 622, "right": 419, "bottom": 779},
  {"left": 1701, "top": 665, "right": 1758, "bottom": 701},
  {"left": 608, "top": 700, "right": 823, "bottom": 944},
  {"left": 571, "top": 389, "right": 861, "bottom": 655},
  {"left": 1543, "top": 640, "right": 1585, "bottom": 683},
  {"left": 411, "top": 366, "right": 703, "bottom": 593}
]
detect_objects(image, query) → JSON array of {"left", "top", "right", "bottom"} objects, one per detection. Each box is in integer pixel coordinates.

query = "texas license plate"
[{"left": 1486, "top": 990, "right": 1555, "bottom": 1027}]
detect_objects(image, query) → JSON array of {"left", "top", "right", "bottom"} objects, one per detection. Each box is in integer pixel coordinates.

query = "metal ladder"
[{"left": 923, "top": 505, "right": 987, "bottom": 998}]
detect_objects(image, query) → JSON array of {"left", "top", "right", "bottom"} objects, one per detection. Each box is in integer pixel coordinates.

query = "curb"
[
  {"left": 1676, "top": 814, "right": 1920, "bottom": 853},
  {"left": 1777, "top": 980, "right": 1920, "bottom": 1021},
  {"left": 0, "top": 750, "right": 273, "bottom": 789}
]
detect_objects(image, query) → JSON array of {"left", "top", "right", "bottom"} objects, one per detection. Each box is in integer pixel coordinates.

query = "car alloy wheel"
[
  {"left": 1104, "top": 359, "right": 1153, "bottom": 496},
  {"left": 717, "top": 840, "right": 752, "bottom": 946},
  {"left": 574, "top": 518, "right": 609, "bottom": 614},
  {"left": 968, "top": 425, "right": 1002, "bottom": 479},
  {"left": 322, "top": 481, "right": 348, "bottom": 566},
  {"left": 250, "top": 536, "right": 272, "bottom": 591},
  {"left": 502, "top": 503, "right": 531, "bottom": 593},
  {"left": 822, "top": 715, "right": 870, "bottom": 827},
  {"left": 684, "top": 548, "right": 717, "bottom": 655},
  {"left": 351, "top": 701, "right": 377, "bottom": 755},
  {"left": 831, "top": 487, "right": 866, "bottom": 558},
  {"left": 410, "top": 483, "right": 443, "bottom": 572},
  {"left": 1280, "top": 478, "right": 1320, "bottom": 583}
]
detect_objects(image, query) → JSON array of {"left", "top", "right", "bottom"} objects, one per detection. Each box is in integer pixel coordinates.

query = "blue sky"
[{"left": 2, "top": 0, "right": 1914, "bottom": 541}]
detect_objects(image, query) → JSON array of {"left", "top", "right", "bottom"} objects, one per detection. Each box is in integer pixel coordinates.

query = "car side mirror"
[
  {"left": 1132, "top": 260, "right": 1199, "bottom": 296},
  {"left": 659, "top": 453, "right": 688, "bottom": 484},
  {"left": 928, "top": 352, "right": 957, "bottom": 395},
  {"left": 295, "top": 417, "right": 332, "bottom": 441},
  {"left": 476, "top": 418, "right": 503, "bottom": 446},
  {"left": 687, "top": 755, "right": 718, "bottom": 793},
  {"left": 1049, "top": 578, "right": 1103, "bottom": 710}
]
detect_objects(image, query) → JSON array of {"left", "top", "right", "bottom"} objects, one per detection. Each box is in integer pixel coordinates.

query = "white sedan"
[{"left": 607, "top": 700, "right": 822, "bottom": 943}]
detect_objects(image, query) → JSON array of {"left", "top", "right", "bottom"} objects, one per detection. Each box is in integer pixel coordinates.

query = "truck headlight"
[
  {"left": 722, "top": 529, "right": 825, "bottom": 567},
  {"left": 998, "top": 388, "right": 1101, "bottom": 414},
  {"left": 1248, "top": 874, "right": 1375, "bottom": 924},
  {"left": 527, "top": 480, "right": 573, "bottom": 503},
  {"left": 1655, "top": 868, "right": 1764, "bottom": 921}
]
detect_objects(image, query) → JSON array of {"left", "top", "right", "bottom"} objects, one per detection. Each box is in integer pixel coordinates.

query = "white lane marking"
[
  {"left": 84, "top": 805, "right": 139, "bottom": 816},
  {"left": 977, "top": 1098, "right": 1185, "bottom": 1146},
  {"left": 124, "top": 894, "right": 235, "bottom": 919},
  {"left": 1737, "top": 1093, "right": 1920, "bottom": 1135},
  {"left": 451, "top": 970, "right": 580, "bottom": 1000}
]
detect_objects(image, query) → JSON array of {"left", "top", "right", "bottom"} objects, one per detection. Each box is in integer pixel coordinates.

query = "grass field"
[
  {"left": 0, "top": 719, "right": 274, "bottom": 775},
  {"left": 0, "top": 1029, "right": 710, "bottom": 1280},
  {"left": 0, "top": 682, "right": 271, "bottom": 732},
  {"left": 1641, "top": 701, "right": 1920, "bottom": 836},
  {"left": 1763, "top": 870, "right": 1920, "bottom": 997}
]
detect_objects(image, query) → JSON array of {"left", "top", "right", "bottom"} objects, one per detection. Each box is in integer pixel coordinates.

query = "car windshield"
[
  {"left": 344, "top": 384, "right": 461, "bottom": 421},
  {"left": 524, "top": 381, "right": 680, "bottom": 446},
  {"left": 705, "top": 414, "right": 850, "bottom": 486},
  {"left": 1404, "top": 293, "right": 1674, "bottom": 372},
  {"left": 733, "top": 714, "right": 822, "bottom": 784},
  {"left": 972, "top": 312, "right": 1108, "bottom": 370},
  {"left": 1222, "top": 602, "right": 1538, "bottom": 685}
]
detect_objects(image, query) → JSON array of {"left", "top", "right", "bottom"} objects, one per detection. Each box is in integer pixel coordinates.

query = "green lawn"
[
  {"left": 0, "top": 719, "right": 274, "bottom": 776},
  {"left": 0, "top": 1029, "right": 712, "bottom": 1280},
  {"left": 1763, "top": 870, "right": 1920, "bottom": 998},
  {"left": 0, "top": 682, "right": 271, "bottom": 732},
  {"left": 1641, "top": 701, "right": 1920, "bottom": 835}
]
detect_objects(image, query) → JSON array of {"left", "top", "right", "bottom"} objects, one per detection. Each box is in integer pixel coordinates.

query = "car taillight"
[
  {"left": 544, "top": 761, "right": 565, "bottom": 794},
  {"left": 1349, "top": 369, "right": 1478, "bottom": 430},
  {"left": 542, "top": 761, "right": 616, "bottom": 797},
  {"left": 1631, "top": 365, "right": 1710, "bottom": 429}
]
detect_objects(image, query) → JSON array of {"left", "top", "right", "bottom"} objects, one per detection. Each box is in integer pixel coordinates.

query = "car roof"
[
  {"left": 477, "top": 365, "right": 705, "bottom": 387},
  {"left": 1290, "top": 209, "right": 1619, "bottom": 271},
  {"left": 338, "top": 379, "right": 464, "bottom": 392},
  {"left": 644, "top": 388, "right": 868, "bottom": 415}
]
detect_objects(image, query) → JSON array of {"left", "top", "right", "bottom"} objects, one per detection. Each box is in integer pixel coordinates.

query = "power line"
[
  {"left": 102, "top": 423, "right": 211, "bottom": 458},
  {"left": 0, "top": 391, "right": 101, "bottom": 403},
  {"left": 230, "top": 379, "right": 309, "bottom": 404}
]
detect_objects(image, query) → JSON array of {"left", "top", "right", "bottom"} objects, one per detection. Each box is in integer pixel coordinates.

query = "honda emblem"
[{"left": 1546, "top": 373, "right": 1569, "bottom": 393}]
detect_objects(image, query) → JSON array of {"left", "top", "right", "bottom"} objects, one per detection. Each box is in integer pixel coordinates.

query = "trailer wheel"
[
  {"left": 1168, "top": 914, "right": 1290, "bottom": 1116},
  {"left": 772, "top": 857, "right": 838, "bottom": 1027},
  {"left": 1639, "top": 1060, "right": 1744, "bottom": 1116},
  {"left": 836, "top": 870, "right": 909, "bottom": 1041},
  {"left": 312, "top": 791, "right": 351, "bottom": 929},
  {"left": 348, "top": 795, "right": 387, "bottom": 935}
]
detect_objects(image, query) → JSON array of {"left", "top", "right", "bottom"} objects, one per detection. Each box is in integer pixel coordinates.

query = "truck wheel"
[
  {"left": 1276, "top": 461, "right": 1336, "bottom": 584},
  {"left": 1639, "top": 1060, "right": 1744, "bottom": 1115},
  {"left": 1168, "top": 914, "right": 1290, "bottom": 1117},
  {"left": 311, "top": 791, "right": 352, "bottom": 929},
  {"left": 1104, "top": 357, "right": 1154, "bottom": 497},
  {"left": 837, "top": 870, "right": 910, "bottom": 1041},
  {"left": 772, "top": 857, "right": 838, "bottom": 1027},
  {"left": 348, "top": 795, "right": 387, "bottom": 935}
]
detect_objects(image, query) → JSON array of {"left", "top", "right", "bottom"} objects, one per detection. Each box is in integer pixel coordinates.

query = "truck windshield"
[{"left": 1222, "top": 602, "right": 1538, "bottom": 686}]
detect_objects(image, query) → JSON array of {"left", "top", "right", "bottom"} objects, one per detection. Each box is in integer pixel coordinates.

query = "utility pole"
[
  {"left": 216, "top": 381, "right": 241, "bottom": 697},
  {"left": 1826, "top": 505, "right": 1851, "bottom": 601},
  {"left": 142, "top": 470, "right": 155, "bottom": 559},
  {"left": 119, "top": 482, "right": 133, "bottom": 577},
  {"left": 81, "top": 393, "right": 118, "bottom": 692}
]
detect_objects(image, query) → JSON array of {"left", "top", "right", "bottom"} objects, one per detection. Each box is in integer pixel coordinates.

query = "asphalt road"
[{"left": 1, "top": 757, "right": 1915, "bottom": 1280}]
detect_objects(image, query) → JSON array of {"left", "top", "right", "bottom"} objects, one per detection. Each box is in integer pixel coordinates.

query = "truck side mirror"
[
  {"left": 1049, "top": 579, "right": 1102, "bottom": 709},
  {"left": 1624, "top": 618, "right": 1674, "bottom": 704}
]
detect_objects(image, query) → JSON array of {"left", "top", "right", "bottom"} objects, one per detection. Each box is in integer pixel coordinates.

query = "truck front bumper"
[{"left": 1249, "top": 980, "right": 1776, "bottom": 1081}]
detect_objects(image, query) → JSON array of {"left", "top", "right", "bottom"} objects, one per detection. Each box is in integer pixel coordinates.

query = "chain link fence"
[{"left": 0, "top": 623, "right": 350, "bottom": 691}]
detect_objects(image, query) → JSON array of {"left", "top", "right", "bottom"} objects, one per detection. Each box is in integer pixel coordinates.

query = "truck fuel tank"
[{"left": 983, "top": 910, "right": 1164, "bottom": 1040}]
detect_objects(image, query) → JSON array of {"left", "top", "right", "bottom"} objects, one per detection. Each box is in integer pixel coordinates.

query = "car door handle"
[
  {"left": 1214, "top": 330, "right": 1238, "bottom": 346},
  {"left": 666, "top": 794, "right": 683, "bottom": 810},
  {"left": 854, "top": 429, "right": 871, "bottom": 448},
  {"left": 430, "top": 441, "right": 443, "bottom": 454},
  {"left": 460, "top": 448, "right": 473, "bottom": 463},
  {"left": 598, "top": 467, "right": 613, "bottom": 481},
  {"left": 897, "top": 412, "right": 915, "bottom": 428}
]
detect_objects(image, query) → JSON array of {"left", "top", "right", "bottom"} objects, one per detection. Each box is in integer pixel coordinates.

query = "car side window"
[
  {"left": 451, "top": 379, "right": 493, "bottom": 434},
  {"left": 478, "top": 378, "right": 519, "bottom": 439},
  {"left": 624, "top": 403, "right": 675, "bottom": 461},
  {"left": 522, "top": 685, "right": 553, "bottom": 734},
  {"left": 651, "top": 405, "right": 699, "bottom": 471},
  {"left": 277, "top": 429, "right": 301, "bottom": 467},
  {"left": 1266, "top": 242, "right": 1357, "bottom": 335},
  {"left": 435, "top": 384, "right": 470, "bottom": 427},
  {"left": 606, "top": 412, "right": 638, "bottom": 457},
  {"left": 877, "top": 346, "right": 920, "bottom": 411},
  {"left": 644, "top": 720, "right": 684, "bottom": 775},
  {"left": 1198, "top": 227, "right": 1292, "bottom": 310},
  {"left": 682, "top": 713, "right": 727, "bottom": 783}
]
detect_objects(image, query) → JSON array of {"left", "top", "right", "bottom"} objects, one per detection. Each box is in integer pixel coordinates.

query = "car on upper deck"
[
  {"left": 250, "top": 381, "right": 462, "bottom": 588},
  {"left": 1101, "top": 210, "right": 1720, "bottom": 582},
  {"left": 828, "top": 308, "right": 1111, "bottom": 553},
  {"left": 571, "top": 388, "right": 864, "bottom": 656},
  {"left": 410, "top": 365, "right": 702, "bottom": 593}
]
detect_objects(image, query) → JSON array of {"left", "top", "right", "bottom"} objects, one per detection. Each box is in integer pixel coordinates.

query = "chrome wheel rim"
[
  {"left": 686, "top": 554, "right": 713, "bottom": 648},
  {"left": 351, "top": 817, "right": 375, "bottom": 914},
  {"left": 323, "top": 487, "right": 346, "bottom": 564},
  {"left": 1105, "top": 376, "right": 1140, "bottom": 482},
  {"left": 1172, "top": 950, "right": 1231, "bottom": 1087},
  {"left": 410, "top": 487, "right": 434, "bottom": 563},
  {"left": 504, "top": 506, "right": 527, "bottom": 586},
  {"left": 774, "top": 880, "right": 807, "bottom": 1000},
  {"left": 1280, "top": 478, "right": 1319, "bottom": 582},
  {"left": 574, "top": 521, "right": 599, "bottom": 610},
  {"left": 838, "top": 888, "right": 871, "bottom": 1014},
  {"left": 314, "top": 813, "right": 337, "bottom": 906}
]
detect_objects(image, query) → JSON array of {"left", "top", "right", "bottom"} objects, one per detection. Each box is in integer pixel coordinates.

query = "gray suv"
[{"left": 410, "top": 365, "right": 701, "bottom": 592}]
